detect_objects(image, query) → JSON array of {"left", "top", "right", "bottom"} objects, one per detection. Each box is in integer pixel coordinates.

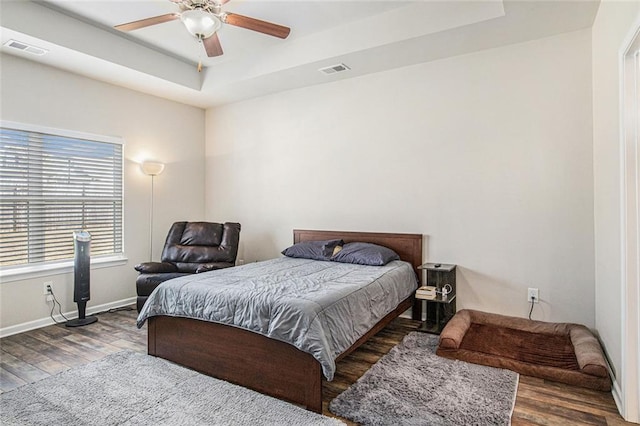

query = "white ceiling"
[{"left": 0, "top": 0, "right": 600, "bottom": 108}]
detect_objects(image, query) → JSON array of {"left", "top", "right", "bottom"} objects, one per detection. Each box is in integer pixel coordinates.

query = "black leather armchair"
[{"left": 135, "top": 221, "right": 241, "bottom": 312}]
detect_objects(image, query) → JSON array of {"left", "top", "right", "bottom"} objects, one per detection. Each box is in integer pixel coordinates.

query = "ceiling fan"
[{"left": 114, "top": 0, "right": 291, "bottom": 60}]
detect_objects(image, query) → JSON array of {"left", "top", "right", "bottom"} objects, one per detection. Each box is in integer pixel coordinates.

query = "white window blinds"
[{"left": 0, "top": 123, "right": 123, "bottom": 268}]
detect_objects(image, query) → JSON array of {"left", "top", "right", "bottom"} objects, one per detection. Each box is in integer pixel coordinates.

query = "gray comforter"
[{"left": 137, "top": 257, "right": 417, "bottom": 380}]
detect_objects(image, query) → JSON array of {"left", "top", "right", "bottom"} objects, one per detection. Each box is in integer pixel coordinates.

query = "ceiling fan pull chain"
[{"left": 197, "top": 36, "right": 203, "bottom": 72}]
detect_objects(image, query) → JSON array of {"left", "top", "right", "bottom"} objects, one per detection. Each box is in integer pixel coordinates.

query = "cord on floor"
[
  {"left": 47, "top": 291, "right": 135, "bottom": 325},
  {"left": 48, "top": 287, "right": 70, "bottom": 325},
  {"left": 95, "top": 306, "right": 136, "bottom": 315}
]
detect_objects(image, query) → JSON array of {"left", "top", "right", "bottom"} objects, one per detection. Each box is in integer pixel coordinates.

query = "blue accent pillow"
[
  {"left": 281, "top": 239, "right": 344, "bottom": 261},
  {"left": 330, "top": 242, "right": 400, "bottom": 266}
]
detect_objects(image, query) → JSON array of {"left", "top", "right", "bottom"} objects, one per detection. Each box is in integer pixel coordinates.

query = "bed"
[{"left": 138, "top": 229, "right": 422, "bottom": 412}]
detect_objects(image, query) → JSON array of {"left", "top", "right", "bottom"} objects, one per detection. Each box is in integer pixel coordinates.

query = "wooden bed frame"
[{"left": 147, "top": 229, "right": 422, "bottom": 412}]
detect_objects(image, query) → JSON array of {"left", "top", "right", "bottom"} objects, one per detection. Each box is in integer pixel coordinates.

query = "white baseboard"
[
  {"left": 611, "top": 377, "right": 623, "bottom": 418},
  {"left": 0, "top": 297, "right": 136, "bottom": 338}
]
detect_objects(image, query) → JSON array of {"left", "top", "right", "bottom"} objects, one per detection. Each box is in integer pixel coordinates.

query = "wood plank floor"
[{"left": 0, "top": 308, "right": 631, "bottom": 425}]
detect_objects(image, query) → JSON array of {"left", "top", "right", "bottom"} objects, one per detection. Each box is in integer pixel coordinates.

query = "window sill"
[{"left": 0, "top": 255, "right": 128, "bottom": 283}]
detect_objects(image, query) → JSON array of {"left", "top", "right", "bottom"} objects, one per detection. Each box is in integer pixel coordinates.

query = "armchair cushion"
[
  {"left": 162, "top": 222, "right": 240, "bottom": 266},
  {"left": 180, "top": 222, "right": 223, "bottom": 246},
  {"left": 134, "top": 262, "right": 179, "bottom": 274},
  {"left": 196, "top": 262, "right": 235, "bottom": 273}
]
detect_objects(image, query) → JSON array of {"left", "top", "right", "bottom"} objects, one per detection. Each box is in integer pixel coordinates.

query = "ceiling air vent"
[
  {"left": 319, "top": 63, "right": 350, "bottom": 75},
  {"left": 3, "top": 39, "right": 48, "bottom": 56}
]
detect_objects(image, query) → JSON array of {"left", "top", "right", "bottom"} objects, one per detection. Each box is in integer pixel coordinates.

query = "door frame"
[{"left": 619, "top": 17, "right": 640, "bottom": 423}]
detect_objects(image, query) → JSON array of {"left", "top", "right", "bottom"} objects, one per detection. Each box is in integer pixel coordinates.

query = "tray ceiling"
[{"left": 0, "top": 1, "right": 599, "bottom": 107}]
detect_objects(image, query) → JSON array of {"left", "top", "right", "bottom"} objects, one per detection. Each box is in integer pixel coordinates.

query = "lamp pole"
[
  {"left": 149, "top": 174, "right": 155, "bottom": 261},
  {"left": 141, "top": 161, "right": 165, "bottom": 261}
]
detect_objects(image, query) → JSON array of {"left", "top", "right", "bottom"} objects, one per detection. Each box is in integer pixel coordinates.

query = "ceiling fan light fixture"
[{"left": 181, "top": 9, "right": 221, "bottom": 39}]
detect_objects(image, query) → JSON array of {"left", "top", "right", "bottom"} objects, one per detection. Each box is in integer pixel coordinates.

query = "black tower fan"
[{"left": 66, "top": 230, "right": 98, "bottom": 327}]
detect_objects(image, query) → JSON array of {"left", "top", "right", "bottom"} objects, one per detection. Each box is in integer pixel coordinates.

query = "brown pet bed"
[{"left": 436, "top": 309, "right": 611, "bottom": 391}]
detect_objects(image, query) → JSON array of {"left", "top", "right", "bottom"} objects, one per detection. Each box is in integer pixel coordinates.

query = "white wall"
[
  {"left": 206, "top": 29, "right": 595, "bottom": 326},
  {"left": 0, "top": 54, "right": 206, "bottom": 331},
  {"left": 592, "top": 0, "right": 640, "bottom": 398}
]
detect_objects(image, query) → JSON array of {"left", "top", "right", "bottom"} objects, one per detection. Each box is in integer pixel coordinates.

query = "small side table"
[{"left": 415, "top": 263, "right": 457, "bottom": 334}]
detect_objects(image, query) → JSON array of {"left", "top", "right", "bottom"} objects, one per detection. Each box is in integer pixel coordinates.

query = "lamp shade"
[
  {"left": 181, "top": 9, "right": 221, "bottom": 39},
  {"left": 141, "top": 161, "right": 165, "bottom": 176}
]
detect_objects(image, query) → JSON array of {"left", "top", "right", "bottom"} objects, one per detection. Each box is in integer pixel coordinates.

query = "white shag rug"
[{"left": 1, "top": 350, "right": 344, "bottom": 426}]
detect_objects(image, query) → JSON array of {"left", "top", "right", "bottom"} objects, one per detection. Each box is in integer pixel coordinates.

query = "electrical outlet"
[
  {"left": 43, "top": 281, "right": 53, "bottom": 296},
  {"left": 527, "top": 287, "right": 539, "bottom": 303}
]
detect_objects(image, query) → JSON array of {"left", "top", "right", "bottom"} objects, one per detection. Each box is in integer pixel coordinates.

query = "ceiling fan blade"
[
  {"left": 115, "top": 13, "right": 180, "bottom": 32},
  {"left": 203, "top": 33, "right": 224, "bottom": 57},
  {"left": 169, "top": 0, "right": 231, "bottom": 5},
  {"left": 224, "top": 13, "right": 290, "bottom": 39}
]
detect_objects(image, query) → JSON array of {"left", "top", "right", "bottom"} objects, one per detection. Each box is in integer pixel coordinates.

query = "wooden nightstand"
[{"left": 414, "top": 263, "right": 457, "bottom": 334}]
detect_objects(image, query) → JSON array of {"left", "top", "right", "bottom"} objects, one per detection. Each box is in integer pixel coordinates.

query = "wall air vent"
[
  {"left": 319, "top": 63, "right": 351, "bottom": 75},
  {"left": 3, "top": 39, "right": 48, "bottom": 56}
]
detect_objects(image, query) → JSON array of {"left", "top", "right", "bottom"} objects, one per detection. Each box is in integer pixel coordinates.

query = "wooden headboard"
[{"left": 293, "top": 229, "right": 423, "bottom": 275}]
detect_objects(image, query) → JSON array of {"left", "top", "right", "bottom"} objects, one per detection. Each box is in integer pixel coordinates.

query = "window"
[{"left": 0, "top": 122, "right": 124, "bottom": 272}]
